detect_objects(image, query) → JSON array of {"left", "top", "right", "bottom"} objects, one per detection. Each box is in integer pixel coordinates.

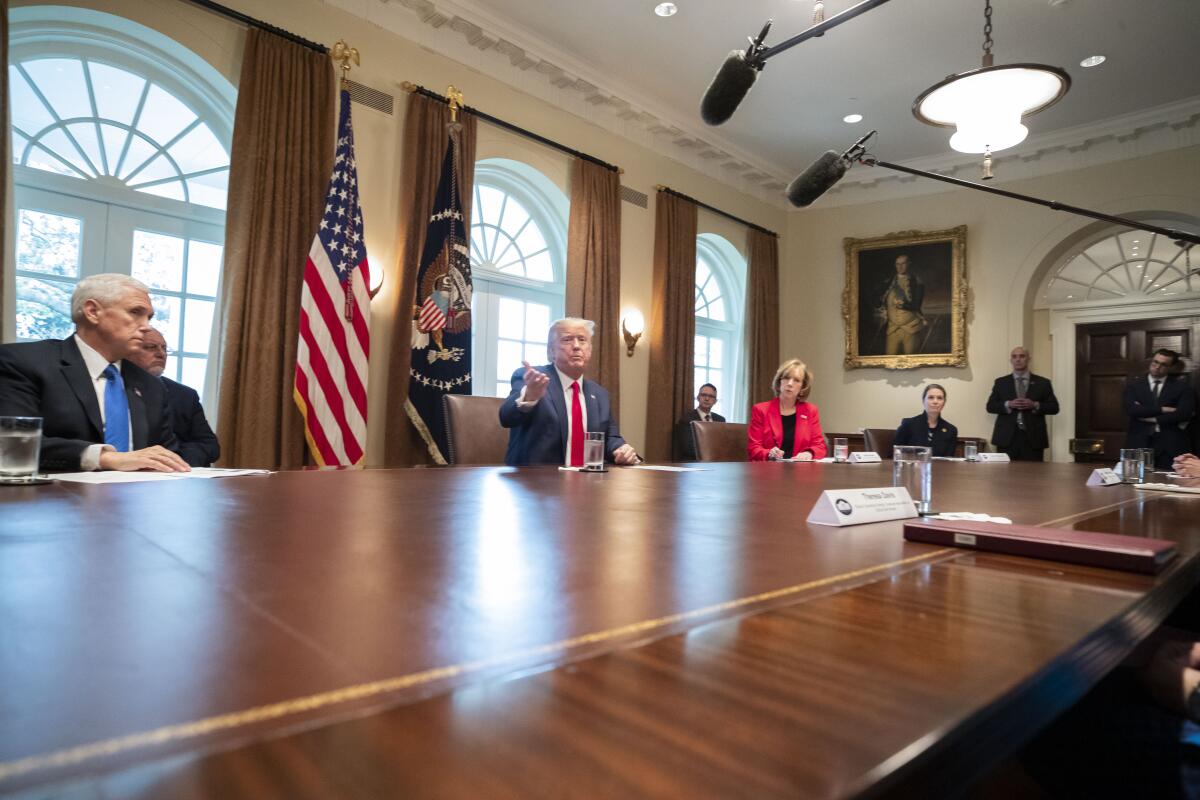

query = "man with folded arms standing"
[
  {"left": 0, "top": 274, "right": 189, "bottom": 473},
  {"left": 1124, "top": 349, "right": 1195, "bottom": 470}
]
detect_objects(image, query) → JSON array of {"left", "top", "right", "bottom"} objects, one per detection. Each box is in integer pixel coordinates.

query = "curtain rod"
[
  {"left": 402, "top": 83, "right": 621, "bottom": 174},
  {"left": 656, "top": 186, "right": 778, "bottom": 238},
  {"left": 184, "top": 0, "right": 328, "bottom": 53}
]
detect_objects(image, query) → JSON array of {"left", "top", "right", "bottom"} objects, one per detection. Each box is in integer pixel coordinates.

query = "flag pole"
[{"left": 332, "top": 40, "right": 361, "bottom": 321}]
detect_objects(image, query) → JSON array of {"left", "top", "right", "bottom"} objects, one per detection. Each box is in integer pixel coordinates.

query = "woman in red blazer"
[{"left": 747, "top": 358, "right": 827, "bottom": 461}]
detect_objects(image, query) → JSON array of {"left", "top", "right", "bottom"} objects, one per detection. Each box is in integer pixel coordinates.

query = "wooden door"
[{"left": 1075, "top": 316, "right": 1200, "bottom": 462}]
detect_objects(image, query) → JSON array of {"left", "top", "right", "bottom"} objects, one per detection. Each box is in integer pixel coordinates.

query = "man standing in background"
[
  {"left": 986, "top": 346, "right": 1059, "bottom": 461},
  {"left": 674, "top": 383, "right": 725, "bottom": 461},
  {"left": 1124, "top": 349, "right": 1195, "bottom": 470}
]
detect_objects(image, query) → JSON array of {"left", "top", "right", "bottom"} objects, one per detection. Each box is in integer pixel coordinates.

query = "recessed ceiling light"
[
  {"left": 654, "top": 2, "right": 677, "bottom": 16},
  {"left": 843, "top": 113, "right": 863, "bottom": 124},
  {"left": 1080, "top": 55, "right": 1106, "bottom": 68}
]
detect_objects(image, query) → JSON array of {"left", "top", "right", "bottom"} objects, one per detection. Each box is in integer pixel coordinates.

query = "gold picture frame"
[{"left": 842, "top": 225, "right": 968, "bottom": 370}]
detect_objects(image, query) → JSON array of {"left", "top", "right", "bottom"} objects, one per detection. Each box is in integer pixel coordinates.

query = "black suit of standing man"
[
  {"left": 674, "top": 383, "right": 726, "bottom": 461},
  {"left": 986, "top": 345, "right": 1060, "bottom": 461},
  {"left": 0, "top": 274, "right": 190, "bottom": 473},
  {"left": 1124, "top": 349, "right": 1195, "bottom": 470},
  {"left": 128, "top": 328, "right": 221, "bottom": 467}
]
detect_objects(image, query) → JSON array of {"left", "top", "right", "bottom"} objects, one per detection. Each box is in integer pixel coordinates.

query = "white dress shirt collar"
[{"left": 74, "top": 333, "right": 120, "bottom": 380}]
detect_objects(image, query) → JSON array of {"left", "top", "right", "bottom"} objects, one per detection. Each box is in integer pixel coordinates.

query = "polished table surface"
[{"left": 1, "top": 462, "right": 1199, "bottom": 798}]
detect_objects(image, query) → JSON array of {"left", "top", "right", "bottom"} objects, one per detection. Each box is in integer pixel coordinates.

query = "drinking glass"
[
  {"left": 1140, "top": 448, "right": 1156, "bottom": 477},
  {"left": 0, "top": 416, "right": 42, "bottom": 483},
  {"left": 893, "top": 445, "right": 932, "bottom": 514},
  {"left": 583, "top": 432, "right": 606, "bottom": 471},
  {"left": 963, "top": 442, "right": 978, "bottom": 461},
  {"left": 833, "top": 437, "right": 849, "bottom": 462},
  {"left": 1120, "top": 448, "right": 1143, "bottom": 484}
]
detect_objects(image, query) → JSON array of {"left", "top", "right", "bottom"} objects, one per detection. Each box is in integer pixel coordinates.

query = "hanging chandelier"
[{"left": 913, "top": 0, "right": 1070, "bottom": 177}]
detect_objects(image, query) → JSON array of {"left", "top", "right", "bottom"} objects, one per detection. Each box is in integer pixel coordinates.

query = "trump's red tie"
[{"left": 570, "top": 381, "right": 584, "bottom": 467}]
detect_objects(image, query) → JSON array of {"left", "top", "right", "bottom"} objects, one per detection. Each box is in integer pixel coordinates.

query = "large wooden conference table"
[{"left": 1, "top": 461, "right": 1199, "bottom": 798}]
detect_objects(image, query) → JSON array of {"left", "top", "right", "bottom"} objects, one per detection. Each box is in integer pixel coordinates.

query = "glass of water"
[
  {"left": 963, "top": 442, "right": 978, "bottom": 461},
  {"left": 583, "top": 432, "right": 606, "bottom": 471},
  {"left": 1140, "top": 448, "right": 1156, "bottom": 477},
  {"left": 893, "top": 445, "right": 932, "bottom": 514},
  {"left": 1120, "top": 448, "right": 1143, "bottom": 484},
  {"left": 0, "top": 416, "right": 42, "bottom": 483},
  {"left": 833, "top": 437, "right": 849, "bottom": 462}
]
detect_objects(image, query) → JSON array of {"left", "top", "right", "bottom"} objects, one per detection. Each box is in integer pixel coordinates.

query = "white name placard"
[
  {"left": 976, "top": 452, "right": 1011, "bottom": 463},
  {"left": 1087, "top": 468, "right": 1122, "bottom": 486},
  {"left": 848, "top": 451, "right": 882, "bottom": 463},
  {"left": 807, "top": 487, "right": 918, "bottom": 527}
]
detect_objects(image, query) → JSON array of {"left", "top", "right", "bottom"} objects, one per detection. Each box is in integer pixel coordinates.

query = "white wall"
[{"left": 783, "top": 145, "right": 1200, "bottom": 460}]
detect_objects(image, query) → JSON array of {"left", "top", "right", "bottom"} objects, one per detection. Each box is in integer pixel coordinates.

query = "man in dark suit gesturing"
[
  {"left": 1124, "top": 349, "right": 1195, "bottom": 469},
  {"left": 0, "top": 274, "right": 189, "bottom": 473},
  {"left": 128, "top": 328, "right": 221, "bottom": 467},
  {"left": 986, "top": 345, "right": 1060, "bottom": 461},
  {"left": 674, "top": 383, "right": 725, "bottom": 461},
  {"left": 499, "top": 317, "right": 638, "bottom": 467}
]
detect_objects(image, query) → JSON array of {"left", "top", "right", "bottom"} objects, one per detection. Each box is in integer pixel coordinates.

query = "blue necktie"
[{"left": 102, "top": 364, "right": 130, "bottom": 452}]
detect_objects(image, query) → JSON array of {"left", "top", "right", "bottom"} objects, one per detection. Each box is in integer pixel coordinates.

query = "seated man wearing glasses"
[
  {"left": 128, "top": 328, "right": 220, "bottom": 467},
  {"left": 674, "top": 383, "right": 726, "bottom": 461}
]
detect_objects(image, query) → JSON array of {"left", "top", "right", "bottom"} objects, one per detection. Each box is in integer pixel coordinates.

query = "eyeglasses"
[{"left": 698, "top": 392, "right": 717, "bottom": 399}]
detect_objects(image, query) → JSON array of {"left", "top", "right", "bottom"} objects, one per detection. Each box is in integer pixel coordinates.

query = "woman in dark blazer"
[
  {"left": 747, "top": 358, "right": 827, "bottom": 461},
  {"left": 893, "top": 384, "right": 958, "bottom": 457}
]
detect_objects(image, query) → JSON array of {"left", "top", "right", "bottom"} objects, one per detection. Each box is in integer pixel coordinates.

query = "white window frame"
[{"left": 695, "top": 234, "right": 747, "bottom": 421}]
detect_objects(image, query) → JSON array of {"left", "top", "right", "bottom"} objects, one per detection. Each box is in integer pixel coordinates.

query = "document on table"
[
  {"left": 630, "top": 465, "right": 709, "bottom": 472},
  {"left": 51, "top": 467, "right": 271, "bottom": 484}
]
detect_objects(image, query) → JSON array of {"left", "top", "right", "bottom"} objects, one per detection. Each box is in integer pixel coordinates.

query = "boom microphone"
[
  {"left": 786, "top": 130, "right": 876, "bottom": 207},
  {"left": 699, "top": 20, "right": 772, "bottom": 126}
]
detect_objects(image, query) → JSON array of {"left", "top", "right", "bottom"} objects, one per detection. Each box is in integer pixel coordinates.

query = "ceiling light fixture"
[
  {"left": 913, "top": 0, "right": 1070, "bottom": 179},
  {"left": 654, "top": 2, "right": 677, "bottom": 17},
  {"left": 843, "top": 113, "right": 863, "bottom": 123},
  {"left": 1080, "top": 54, "right": 1106, "bottom": 68}
]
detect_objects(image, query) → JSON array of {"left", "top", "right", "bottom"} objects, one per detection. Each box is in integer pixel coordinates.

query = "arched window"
[
  {"left": 1037, "top": 229, "right": 1199, "bottom": 307},
  {"left": 470, "top": 159, "right": 567, "bottom": 397},
  {"left": 9, "top": 6, "right": 234, "bottom": 396},
  {"left": 695, "top": 234, "right": 747, "bottom": 420}
]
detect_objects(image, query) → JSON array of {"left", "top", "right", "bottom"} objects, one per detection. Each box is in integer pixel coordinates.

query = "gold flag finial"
[
  {"left": 446, "top": 85, "right": 464, "bottom": 122},
  {"left": 332, "top": 39, "right": 360, "bottom": 87}
]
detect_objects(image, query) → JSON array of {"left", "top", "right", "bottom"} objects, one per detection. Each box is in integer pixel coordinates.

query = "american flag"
[{"left": 294, "top": 89, "right": 370, "bottom": 466}]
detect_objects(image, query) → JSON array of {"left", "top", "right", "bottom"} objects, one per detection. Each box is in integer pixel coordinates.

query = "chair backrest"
[
  {"left": 863, "top": 428, "right": 897, "bottom": 459},
  {"left": 691, "top": 420, "right": 750, "bottom": 462},
  {"left": 442, "top": 395, "right": 508, "bottom": 465},
  {"left": 1069, "top": 438, "right": 1105, "bottom": 455}
]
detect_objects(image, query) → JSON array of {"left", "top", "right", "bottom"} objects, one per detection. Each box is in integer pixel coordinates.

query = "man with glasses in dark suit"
[
  {"left": 674, "top": 383, "right": 725, "bottom": 461},
  {"left": 1124, "top": 349, "right": 1195, "bottom": 470}
]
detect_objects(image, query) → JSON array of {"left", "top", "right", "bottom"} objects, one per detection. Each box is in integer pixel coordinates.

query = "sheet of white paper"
[
  {"left": 927, "top": 512, "right": 1013, "bottom": 524},
  {"left": 630, "top": 465, "right": 709, "bottom": 472},
  {"left": 50, "top": 471, "right": 190, "bottom": 484},
  {"left": 187, "top": 467, "right": 272, "bottom": 478}
]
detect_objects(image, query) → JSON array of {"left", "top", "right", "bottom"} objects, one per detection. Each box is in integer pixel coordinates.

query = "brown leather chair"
[
  {"left": 690, "top": 420, "right": 750, "bottom": 462},
  {"left": 863, "top": 428, "right": 897, "bottom": 459},
  {"left": 442, "top": 395, "right": 508, "bottom": 465}
]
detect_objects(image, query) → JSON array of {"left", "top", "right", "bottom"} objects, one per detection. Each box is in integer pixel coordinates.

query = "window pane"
[
  {"left": 138, "top": 181, "right": 187, "bottom": 202},
  {"left": 126, "top": 153, "right": 179, "bottom": 185},
  {"left": 182, "top": 298, "right": 215, "bottom": 353},
  {"left": 11, "top": 131, "right": 28, "bottom": 164},
  {"left": 187, "top": 241, "right": 223, "bottom": 296},
  {"left": 66, "top": 123, "right": 105, "bottom": 174},
  {"left": 477, "top": 185, "right": 505, "bottom": 226},
  {"left": 498, "top": 195, "right": 530, "bottom": 233},
  {"left": 524, "top": 251, "right": 553, "bottom": 282},
  {"left": 186, "top": 169, "right": 229, "bottom": 210},
  {"left": 118, "top": 135, "right": 158, "bottom": 180},
  {"left": 694, "top": 335, "right": 708, "bottom": 366},
  {"left": 136, "top": 84, "right": 196, "bottom": 146},
  {"left": 15, "top": 276, "right": 75, "bottom": 340},
  {"left": 23, "top": 59, "right": 91, "bottom": 121},
  {"left": 179, "top": 356, "right": 207, "bottom": 393},
  {"left": 524, "top": 302, "right": 550, "bottom": 342},
  {"left": 149, "top": 293, "right": 182, "bottom": 350},
  {"left": 497, "top": 339, "right": 523, "bottom": 377},
  {"left": 39, "top": 128, "right": 96, "bottom": 177},
  {"left": 9, "top": 65, "right": 56, "bottom": 135},
  {"left": 709, "top": 337, "right": 724, "bottom": 367},
  {"left": 89, "top": 62, "right": 146, "bottom": 126},
  {"left": 513, "top": 226, "right": 547, "bottom": 264},
  {"left": 164, "top": 355, "right": 179, "bottom": 383},
  {"left": 166, "top": 123, "right": 227, "bottom": 174},
  {"left": 694, "top": 368, "right": 706, "bottom": 396},
  {"left": 99, "top": 123, "right": 130, "bottom": 174},
  {"left": 497, "top": 297, "right": 524, "bottom": 340},
  {"left": 523, "top": 342, "right": 543, "bottom": 366},
  {"left": 26, "top": 144, "right": 81, "bottom": 177},
  {"left": 17, "top": 209, "right": 82, "bottom": 277},
  {"left": 132, "top": 230, "right": 185, "bottom": 291},
  {"left": 496, "top": 382, "right": 510, "bottom": 398},
  {"left": 707, "top": 295, "right": 726, "bottom": 322}
]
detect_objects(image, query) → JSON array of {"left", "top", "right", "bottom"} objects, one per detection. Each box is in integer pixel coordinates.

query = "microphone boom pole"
[
  {"left": 759, "top": 0, "right": 894, "bottom": 61},
  {"left": 861, "top": 157, "right": 1200, "bottom": 246}
]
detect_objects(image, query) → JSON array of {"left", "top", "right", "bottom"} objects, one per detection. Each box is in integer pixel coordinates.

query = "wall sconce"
[
  {"left": 622, "top": 309, "right": 644, "bottom": 357},
  {"left": 368, "top": 266, "right": 384, "bottom": 299}
]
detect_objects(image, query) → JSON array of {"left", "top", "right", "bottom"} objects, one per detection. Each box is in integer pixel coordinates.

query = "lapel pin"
[{"left": 133, "top": 387, "right": 142, "bottom": 397}]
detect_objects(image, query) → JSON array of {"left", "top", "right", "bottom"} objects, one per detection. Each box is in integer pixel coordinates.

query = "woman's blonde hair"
[{"left": 771, "top": 358, "right": 812, "bottom": 400}]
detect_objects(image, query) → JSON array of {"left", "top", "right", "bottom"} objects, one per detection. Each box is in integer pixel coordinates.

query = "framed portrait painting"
[{"left": 842, "top": 226, "right": 968, "bottom": 369}]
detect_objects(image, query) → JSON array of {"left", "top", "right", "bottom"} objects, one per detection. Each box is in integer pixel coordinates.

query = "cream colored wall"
[
  {"left": 24, "top": 0, "right": 787, "bottom": 463},
  {"left": 783, "top": 145, "right": 1200, "bottom": 460}
]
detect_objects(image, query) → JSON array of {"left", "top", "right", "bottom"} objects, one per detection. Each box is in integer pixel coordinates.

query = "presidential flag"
[
  {"left": 406, "top": 134, "right": 472, "bottom": 463},
  {"left": 294, "top": 89, "right": 370, "bottom": 466}
]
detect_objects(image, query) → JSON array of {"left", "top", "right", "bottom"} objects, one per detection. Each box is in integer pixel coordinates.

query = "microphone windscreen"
[
  {"left": 700, "top": 51, "right": 759, "bottom": 126},
  {"left": 786, "top": 151, "right": 847, "bottom": 208}
]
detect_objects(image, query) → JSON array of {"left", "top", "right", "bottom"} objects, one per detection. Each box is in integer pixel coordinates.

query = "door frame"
[{"left": 1049, "top": 296, "right": 1200, "bottom": 462}]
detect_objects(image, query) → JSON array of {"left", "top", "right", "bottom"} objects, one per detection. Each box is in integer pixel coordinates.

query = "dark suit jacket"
[
  {"left": 893, "top": 413, "right": 959, "bottom": 458},
  {"left": 0, "top": 337, "right": 178, "bottom": 471},
  {"left": 162, "top": 377, "right": 220, "bottom": 467},
  {"left": 674, "top": 408, "right": 726, "bottom": 461},
  {"left": 498, "top": 365, "right": 627, "bottom": 466},
  {"left": 1123, "top": 374, "right": 1195, "bottom": 457},
  {"left": 986, "top": 373, "right": 1059, "bottom": 450}
]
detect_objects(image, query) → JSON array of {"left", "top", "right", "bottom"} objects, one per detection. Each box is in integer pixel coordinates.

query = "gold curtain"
[
  {"left": 565, "top": 158, "right": 621, "bottom": 408},
  {"left": 382, "top": 92, "right": 477, "bottom": 466},
  {"left": 745, "top": 227, "right": 781, "bottom": 405},
  {"left": 644, "top": 191, "right": 697, "bottom": 462},
  {"left": 214, "top": 30, "right": 334, "bottom": 470}
]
